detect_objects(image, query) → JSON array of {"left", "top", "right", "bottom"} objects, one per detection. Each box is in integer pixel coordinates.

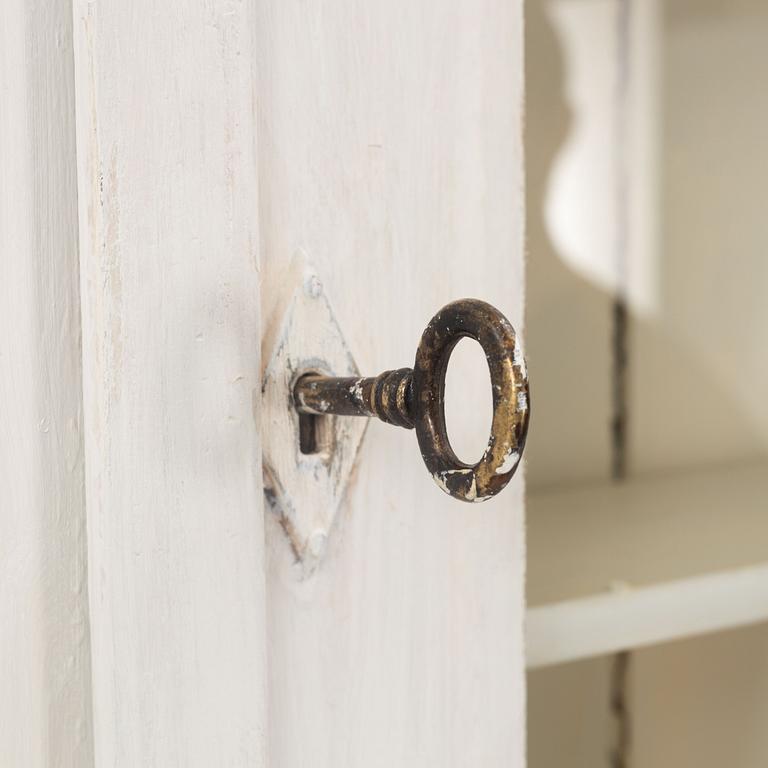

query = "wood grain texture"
[
  {"left": 0, "top": 0, "right": 93, "bottom": 764},
  {"left": 255, "top": 2, "right": 526, "bottom": 765},
  {"left": 72, "top": 1, "right": 266, "bottom": 764}
]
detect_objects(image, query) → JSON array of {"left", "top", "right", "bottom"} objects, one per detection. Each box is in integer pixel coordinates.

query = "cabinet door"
[
  {"left": 1, "top": 1, "right": 526, "bottom": 766},
  {"left": 256, "top": 3, "right": 526, "bottom": 766}
]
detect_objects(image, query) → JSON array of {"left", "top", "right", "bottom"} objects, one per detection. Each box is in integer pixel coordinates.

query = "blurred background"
[{"left": 524, "top": 0, "right": 768, "bottom": 765}]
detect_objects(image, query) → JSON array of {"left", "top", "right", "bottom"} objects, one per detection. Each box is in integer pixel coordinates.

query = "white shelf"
[{"left": 526, "top": 460, "right": 768, "bottom": 668}]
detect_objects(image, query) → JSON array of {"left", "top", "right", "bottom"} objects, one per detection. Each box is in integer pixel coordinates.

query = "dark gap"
[
  {"left": 609, "top": 0, "right": 632, "bottom": 764},
  {"left": 609, "top": 650, "right": 632, "bottom": 768},
  {"left": 298, "top": 412, "right": 332, "bottom": 455},
  {"left": 299, "top": 412, "right": 319, "bottom": 454},
  {"left": 611, "top": 298, "right": 629, "bottom": 481}
]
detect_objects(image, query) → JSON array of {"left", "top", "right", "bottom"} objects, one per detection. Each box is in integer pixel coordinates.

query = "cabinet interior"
[{"left": 525, "top": 0, "right": 768, "bottom": 765}]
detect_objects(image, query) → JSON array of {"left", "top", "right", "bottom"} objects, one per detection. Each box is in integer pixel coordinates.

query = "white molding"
[
  {"left": 528, "top": 564, "right": 768, "bottom": 669},
  {"left": 527, "top": 461, "right": 768, "bottom": 668},
  {"left": 0, "top": 0, "right": 92, "bottom": 764},
  {"left": 72, "top": 1, "right": 266, "bottom": 763}
]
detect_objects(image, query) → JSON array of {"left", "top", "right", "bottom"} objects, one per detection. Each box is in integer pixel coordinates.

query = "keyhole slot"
[
  {"left": 296, "top": 373, "right": 333, "bottom": 456},
  {"left": 299, "top": 412, "right": 322, "bottom": 454}
]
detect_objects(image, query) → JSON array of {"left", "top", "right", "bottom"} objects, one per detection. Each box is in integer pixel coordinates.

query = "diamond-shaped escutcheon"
[{"left": 261, "top": 268, "right": 367, "bottom": 573}]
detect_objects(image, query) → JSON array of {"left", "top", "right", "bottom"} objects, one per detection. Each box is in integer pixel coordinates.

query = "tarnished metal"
[
  {"left": 293, "top": 298, "right": 530, "bottom": 503},
  {"left": 295, "top": 369, "right": 414, "bottom": 428}
]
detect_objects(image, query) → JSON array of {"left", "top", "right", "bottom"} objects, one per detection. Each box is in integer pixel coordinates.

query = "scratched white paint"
[
  {"left": 497, "top": 451, "right": 521, "bottom": 475},
  {"left": 72, "top": 1, "right": 266, "bottom": 765},
  {"left": 4, "top": 1, "right": 526, "bottom": 761},
  {"left": 256, "top": 1, "right": 526, "bottom": 765},
  {"left": 0, "top": 0, "right": 93, "bottom": 764}
]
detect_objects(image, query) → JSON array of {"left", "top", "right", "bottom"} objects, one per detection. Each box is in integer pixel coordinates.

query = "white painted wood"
[
  {"left": 526, "top": 460, "right": 768, "bottom": 666},
  {"left": 536, "top": 0, "right": 657, "bottom": 310},
  {"left": 525, "top": 0, "right": 660, "bottom": 489},
  {"left": 71, "top": 2, "right": 266, "bottom": 765},
  {"left": 262, "top": 261, "right": 368, "bottom": 572},
  {"left": 528, "top": 564, "right": 768, "bottom": 669},
  {"left": 256, "top": 2, "right": 526, "bottom": 765},
  {"left": 0, "top": 1, "right": 93, "bottom": 764}
]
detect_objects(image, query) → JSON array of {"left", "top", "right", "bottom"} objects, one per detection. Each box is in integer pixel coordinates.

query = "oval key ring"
[
  {"left": 412, "top": 299, "right": 529, "bottom": 502},
  {"left": 294, "top": 298, "right": 530, "bottom": 502}
]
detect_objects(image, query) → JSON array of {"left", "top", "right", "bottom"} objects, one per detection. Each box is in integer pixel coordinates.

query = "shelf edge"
[{"left": 526, "top": 562, "right": 768, "bottom": 669}]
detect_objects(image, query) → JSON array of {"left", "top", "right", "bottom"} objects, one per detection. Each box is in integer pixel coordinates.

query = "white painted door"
[
  {"left": 257, "top": 3, "right": 526, "bottom": 765},
  {"left": 1, "top": 1, "right": 526, "bottom": 766}
]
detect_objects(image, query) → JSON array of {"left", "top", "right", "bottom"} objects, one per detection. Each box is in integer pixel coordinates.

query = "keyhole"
[
  {"left": 296, "top": 373, "right": 333, "bottom": 455},
  {"left": 299, "top": 412, "right": 322, "bottom": 454}
]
